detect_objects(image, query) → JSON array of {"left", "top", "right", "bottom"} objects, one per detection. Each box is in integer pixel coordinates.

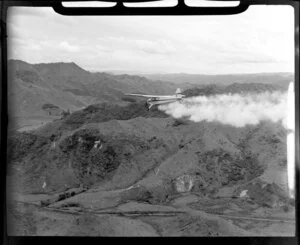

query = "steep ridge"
[{"left": 8, "top": 60, "right": 93, "bottom": 129}]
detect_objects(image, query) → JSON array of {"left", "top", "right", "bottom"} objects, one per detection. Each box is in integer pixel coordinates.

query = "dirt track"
[{"left": 7, "top": 188, "right": 295, "bottom": 237}]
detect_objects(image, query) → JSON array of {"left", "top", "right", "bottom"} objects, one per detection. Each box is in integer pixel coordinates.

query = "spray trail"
[
  {"left": 159, "top": 90, "right": 288, "bottom": 128},
  {"left": 286, "top": 82, "right": 295, "bottom": 198}
]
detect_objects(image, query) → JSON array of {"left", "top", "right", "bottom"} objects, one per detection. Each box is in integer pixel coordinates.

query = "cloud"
[
  {"left": 27, "top": 42, "right": 42, "bottom": 50},
  {"left": 159, "top": 89, "right": 289, "bottom": 128},
  {"left": 7, "top": 6, "right": 294, "bottom": 74},
  {"left": 95, "top": 37, "right": 176, "bottom": 57},
  {"left": 59, "top": 41, "right": 80, "bottom": 53},
  {"left": 135, "top": 39, "right": 176, "bottom": 55}
]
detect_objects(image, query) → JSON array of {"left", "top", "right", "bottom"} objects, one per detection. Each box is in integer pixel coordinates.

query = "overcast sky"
[{"left": 7, "top": 4, "right": 294, "bottom": 74}]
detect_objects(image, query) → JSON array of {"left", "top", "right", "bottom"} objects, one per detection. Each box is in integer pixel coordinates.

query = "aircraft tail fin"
[{"left": 175, "top": 88, "right": 182, "bottom": 94}]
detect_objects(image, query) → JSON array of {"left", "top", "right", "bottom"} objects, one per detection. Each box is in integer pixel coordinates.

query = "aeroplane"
[{"left": 126, "top": 88, "right": 185, "bottom": 110}]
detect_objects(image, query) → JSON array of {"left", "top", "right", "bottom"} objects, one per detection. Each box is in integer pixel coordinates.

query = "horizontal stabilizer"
[{"left": 176, "top": 88, "right": 182, "bottom": 94}]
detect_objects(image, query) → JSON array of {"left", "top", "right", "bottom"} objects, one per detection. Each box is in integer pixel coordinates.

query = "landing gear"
[
  {"left": 145, "top": 101, "right": 153, "bottom": 111},
  {"left": 145, "top": 102, "right": 149, "bottom": 111}
]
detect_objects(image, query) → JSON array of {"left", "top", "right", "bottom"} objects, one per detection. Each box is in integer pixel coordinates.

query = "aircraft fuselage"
[
  {"left": 146, "top": 96, "right": 184, "bottom": 110},
  {"left": 147, "top": 94, "right": 185, "bottom": 101},
  {"left": 126, "top": 88, "right": 185, "bottom": 110}
]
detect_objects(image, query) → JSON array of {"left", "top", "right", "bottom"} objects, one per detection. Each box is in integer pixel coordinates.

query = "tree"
[{"left": 61, "top": 109, "right": 71, "bottom": 118}]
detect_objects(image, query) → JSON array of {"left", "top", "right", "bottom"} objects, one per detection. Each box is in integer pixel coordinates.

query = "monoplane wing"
[
  {"left": 125, "top": 93, "right": 159, "bottom": 98},
  {"left": 125, "top": 88, "right": 184, "bottom": 100}
]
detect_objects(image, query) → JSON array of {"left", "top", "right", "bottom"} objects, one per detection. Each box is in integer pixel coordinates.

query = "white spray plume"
[
  {"left": 159, "top": 90, "right": 288, "bottom": 128},
  {"left": 159, "top": 82, "right": 295, "bottom": 198},
  {"left": 286, "top": 82, "right": 295, "bottom": 198}
]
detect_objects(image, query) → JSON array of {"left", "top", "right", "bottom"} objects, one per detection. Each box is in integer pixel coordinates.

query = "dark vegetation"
[
  {"left": 60, "top": 102, "right": 168, "bottom": 131},
  {"left": 58, "top": 128, "right": 123, "bottom": 184},
  {"left": 60, "top": 202, "right": 82, "bottom": 208},
  {"left": 40, "top": 187, "right": 86, "bottom": 207},
  {"left": 238, "top": 181, "right": 290, "bottom": 208},
  {"left": 8, "top": 127, "right": 165, "bottom": 191},
  {"left": 183, "top": 85, "right": 222, "bottom": 97},
  {"left": 172, "top": 119, "right": 188, "bottom": 127},
  {"left": 42, "top": 103, "right": 60, "bottom": 110},
  {"left": 60, "top": 109, "right": 71, "bottom": 119},
  {"left": 42, "top": 104, "right": 63, "bottom": 116},
  {"left": 196, "top": 149, "right": 263, "bottom": 188},
  {"left": 7, "top": 132, "right": 49, "bottom": 163}
]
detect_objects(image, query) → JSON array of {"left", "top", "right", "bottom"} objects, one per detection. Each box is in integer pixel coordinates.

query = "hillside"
[
  {"left": 8, "top": 114, "right": 288, "bottom": 192},
  {"left": 7, "top": 60, "right": 178, "bottom": 130}
]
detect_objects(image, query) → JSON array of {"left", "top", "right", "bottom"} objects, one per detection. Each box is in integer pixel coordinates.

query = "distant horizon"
[{"left": 9, "top": 59, "right": 294, "bottom": 77}]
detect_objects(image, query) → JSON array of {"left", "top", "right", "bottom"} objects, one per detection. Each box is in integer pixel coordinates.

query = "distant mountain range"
[
  {"left": 7, "top": 59, "right": 293, "bottom": 130},
  {"left": 144, "top": 72, "right": 293, "bottom": 88}
]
